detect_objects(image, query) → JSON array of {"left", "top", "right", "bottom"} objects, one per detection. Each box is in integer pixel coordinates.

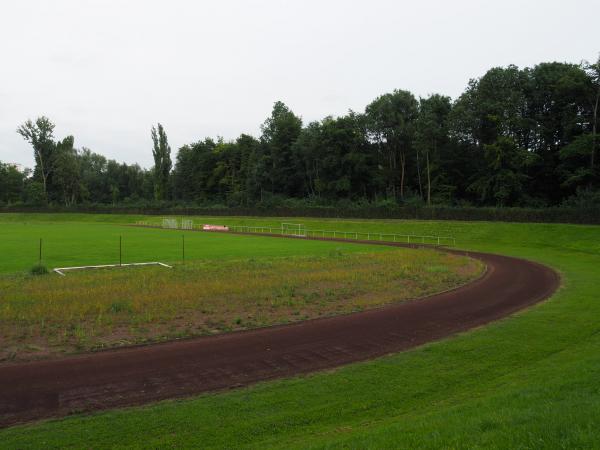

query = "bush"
[
  {"left": 108, "top": 300, "right": 132, "bottom": 314},
  {"left": 3, "top": 202, "right": 600, "bottom": 225},
  {"left": 561, "top": 189, "right": 600, "bottom": 208},
  {"left": 30, "top": 264, "right": 49, "bottom": 276}
]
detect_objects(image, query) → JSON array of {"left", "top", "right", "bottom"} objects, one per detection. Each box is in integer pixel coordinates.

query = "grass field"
[
  {"left": 0, "top": 247, "right": 480, "bottom": 361},
  {"left": 0, "top": 216, "right": 394, "bottom": 274},
  {"left": 2, "top": 213, "right": 600, "bottom": 448}
]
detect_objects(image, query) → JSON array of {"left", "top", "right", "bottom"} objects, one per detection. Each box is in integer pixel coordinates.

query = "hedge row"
[{"left": 2, "top": 204, "right": 600, "bottom": 225}]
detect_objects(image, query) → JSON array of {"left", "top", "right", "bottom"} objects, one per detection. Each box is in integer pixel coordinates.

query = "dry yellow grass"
[{"left": 0, "top": 248, "right": 482, "bottom": 362}]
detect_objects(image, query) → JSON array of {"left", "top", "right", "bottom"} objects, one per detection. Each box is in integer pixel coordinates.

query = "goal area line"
[{"left": 53, "top": 262, "right": 172, "bottom": 276}]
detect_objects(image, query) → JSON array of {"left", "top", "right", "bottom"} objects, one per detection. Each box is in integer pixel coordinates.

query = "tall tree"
[
  {"left": 0, "top": 162, "right": 26, "bottom": 204},
  {"left": 416, "top": 95, "right": 452, "bottom": 205},
  {"left": 52, "top": 136, "right": 80, "bottom": 206},
  {"left": 172, "top": 139, "right": 218, "bottom": 202},
  {"left": 17, "top": 116, "right": 56, "bottom": 200},
  {"left": 260, "top": 101, "right": 303, "bottom": 196},
  {"left": 292, "top": 113, "right": 373, "bottom": 200},
  {"left": 151, "top": 123, "right": 172, "bottom": 201},
  {"left": 78, "top": 148, "right": 108, "bottom": 202},
  {"left": 365, "top": 90, "right": 418, "bottom": 200},
  {"left": 468, "top": 137, "right": 531, "bottom": 206},
  {"left": 587, "top": 56, "right": 600, "bottom": 177},
  {"left": 525, "top": 62, "right": 592, "bottom": 202}
]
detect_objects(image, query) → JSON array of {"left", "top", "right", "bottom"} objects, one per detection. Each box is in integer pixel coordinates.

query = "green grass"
[
  {"left": 2, "top": 213, "right": 600, "bottom": 448},
  {"left": 0, "top": 215, "right": 392, "bottom": 274}
]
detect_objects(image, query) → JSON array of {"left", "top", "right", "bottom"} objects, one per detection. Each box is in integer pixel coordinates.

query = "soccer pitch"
[{"left": 0, "top": 216, "right": 390, "bottom": 274}]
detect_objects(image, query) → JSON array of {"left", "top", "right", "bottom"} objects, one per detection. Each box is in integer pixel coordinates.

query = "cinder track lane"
[{"left": 0, "top": 238, "right": 559, "bottom": 427}]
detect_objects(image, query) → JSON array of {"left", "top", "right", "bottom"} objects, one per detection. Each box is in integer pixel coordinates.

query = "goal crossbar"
[
  {"left": 281, "top": 222, "right": 306, "bottom": 236},
  {"left": 53, "top": 261, "right": 172, "bottom": 276}
]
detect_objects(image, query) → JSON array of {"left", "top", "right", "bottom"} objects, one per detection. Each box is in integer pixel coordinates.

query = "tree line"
[{"left": 2, "top": 58, "right": 599, "bottom": 209}]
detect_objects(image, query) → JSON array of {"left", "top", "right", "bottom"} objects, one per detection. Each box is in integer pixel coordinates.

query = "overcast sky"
[{"left": 1, "top": 0, "right": 598, "bottom": 169}]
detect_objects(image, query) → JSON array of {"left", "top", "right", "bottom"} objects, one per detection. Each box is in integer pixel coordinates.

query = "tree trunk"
[
  {"left": 416, "top": 149, "right": 423, "bottom": 200},
  {"left": 36, "top": 151, "right": 48, "bottom": 197},
  {"left": 389, "top": 147, "right": 396, "bottom": 199},
  {"left": 592, "top": 88, "right": 599, "bottom": 172},
  {"left": 399, "top": 151, "right": 405, "bottom": 199},
  {"left": 426, "top": 148, "right": 431, "bottom": 206}
]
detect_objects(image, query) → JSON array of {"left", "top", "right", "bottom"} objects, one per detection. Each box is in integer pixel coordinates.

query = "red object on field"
[{"left": 203, "top": 224, "right": 229, "bottom": 231}]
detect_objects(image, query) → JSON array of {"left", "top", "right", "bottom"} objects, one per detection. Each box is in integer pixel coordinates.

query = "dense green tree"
[
  {"left": 78, "top": 148, "right": 108, "bottom": 202},
  {"left": 468, "top": 137, "right": 531, "bottom": 206},
  {"left": 525, "top": 62, "right": 594, "bottom": 202},
  {"left": 365, "top": 90, "right": 418, "bottom": 199},
  {"left": 416, "top": 95, "right": 452, "bottom": 205},
  {"left": 9, "top": 59, "right": 600, "bottom": 209},
  {"left": 17, "top": 116, "right": 56, "bottom": 200},
  {"left": 293, "top": 113, "right": 374, "bottom": 200},
  {"left": 260, "top": 101, "right": 303, "bottom": 196},
  {"left": 172, "top": 139, "right": 219, "bottom": 202},
  {"left": 151, "top": 123, "right": 172, "bottom": 201},
  {"left": 560, "top": 134, "right": 596, "bottom": 189},
  {"left": 52, "top": 136, "right": 80, "bottom": 206},
  {"left": 0, "top": 162, "right": 26, "bottom": 204},
  {"left": 586, "top": 56, "right": 600, "bottom": 181},
  {"left": 451, "top": 66, "right": 530, "bottom": 148}
]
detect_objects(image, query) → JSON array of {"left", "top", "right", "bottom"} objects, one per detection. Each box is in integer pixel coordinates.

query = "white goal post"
[
  {"left": 281, "top": 222, "right": 306, "bottom": 237},
  {"left": 162, "top": 217, "right": 194, "bottom": 230},
  {"left": 181, "top": 219, "right": 194, "bottom": 230},
  {"left": 162, "top": 217, "right": 179, "bottom": 229}
]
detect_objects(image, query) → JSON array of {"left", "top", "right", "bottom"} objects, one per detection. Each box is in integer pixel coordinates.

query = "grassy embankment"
[{"left": 1, "top": 213, "right": 600, "bottom": 448}]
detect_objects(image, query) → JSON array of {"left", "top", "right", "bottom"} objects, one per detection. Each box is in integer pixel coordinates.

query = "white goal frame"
[
  {"left": 281, "top": 222, "right": 306, "bottom": 237},
  {"left": 181, "top": 219, "right": 194, "bottom": 230},
  {"left": 162, "top": 217, "right": 179, "bottom": 229}
]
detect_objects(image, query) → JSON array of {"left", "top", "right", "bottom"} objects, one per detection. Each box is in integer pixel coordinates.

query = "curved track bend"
[{"left": 0, "top": 238, "right": 559, "bottom": 427}]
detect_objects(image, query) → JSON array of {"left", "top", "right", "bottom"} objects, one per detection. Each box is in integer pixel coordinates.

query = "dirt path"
[{"left": 0, "top": 238, "right": 560, "bottom": 427}]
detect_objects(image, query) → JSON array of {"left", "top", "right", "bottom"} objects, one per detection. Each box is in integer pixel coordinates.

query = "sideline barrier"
[
  {"left": 229, "top": 225, "right": 456, "bottom": 246},
  {"left": 133, "top": 221, "right": 456, "bottom": 246}
]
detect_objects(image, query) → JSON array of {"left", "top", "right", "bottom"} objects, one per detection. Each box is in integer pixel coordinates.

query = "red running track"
[{"left": 0, "top": 238, "right": 559, "bottom": 427}]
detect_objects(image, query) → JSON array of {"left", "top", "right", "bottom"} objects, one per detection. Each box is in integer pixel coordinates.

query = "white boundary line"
[{"left": 53, "top": 262, "right": 172, "bottom": 276}]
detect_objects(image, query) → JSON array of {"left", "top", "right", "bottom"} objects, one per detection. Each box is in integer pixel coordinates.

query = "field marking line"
[{"left": 53, "top": 261, "right": 172, "bottom": 276}]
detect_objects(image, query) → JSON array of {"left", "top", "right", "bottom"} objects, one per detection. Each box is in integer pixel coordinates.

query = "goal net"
[
  {"left": 281, "top": 222, "right": 306, "bottom": 237},
  {"left": 162, "top": 217, "right": 178, "bottom": 229}
]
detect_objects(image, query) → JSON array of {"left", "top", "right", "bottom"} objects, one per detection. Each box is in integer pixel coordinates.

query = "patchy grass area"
[
  {"left": 0, "top": 248, "right": 481, "bottom": 361},
  {"left": 2, "top": 214, "right": 600, "bottom": 449}
]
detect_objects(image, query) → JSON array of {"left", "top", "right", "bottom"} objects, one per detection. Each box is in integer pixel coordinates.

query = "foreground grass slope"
[
  {"left": 1, "top": 214, "right": 600, "bottom": 448},
  {"left": 0, "top": 248, "right": 479, "bottom": 361}
]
